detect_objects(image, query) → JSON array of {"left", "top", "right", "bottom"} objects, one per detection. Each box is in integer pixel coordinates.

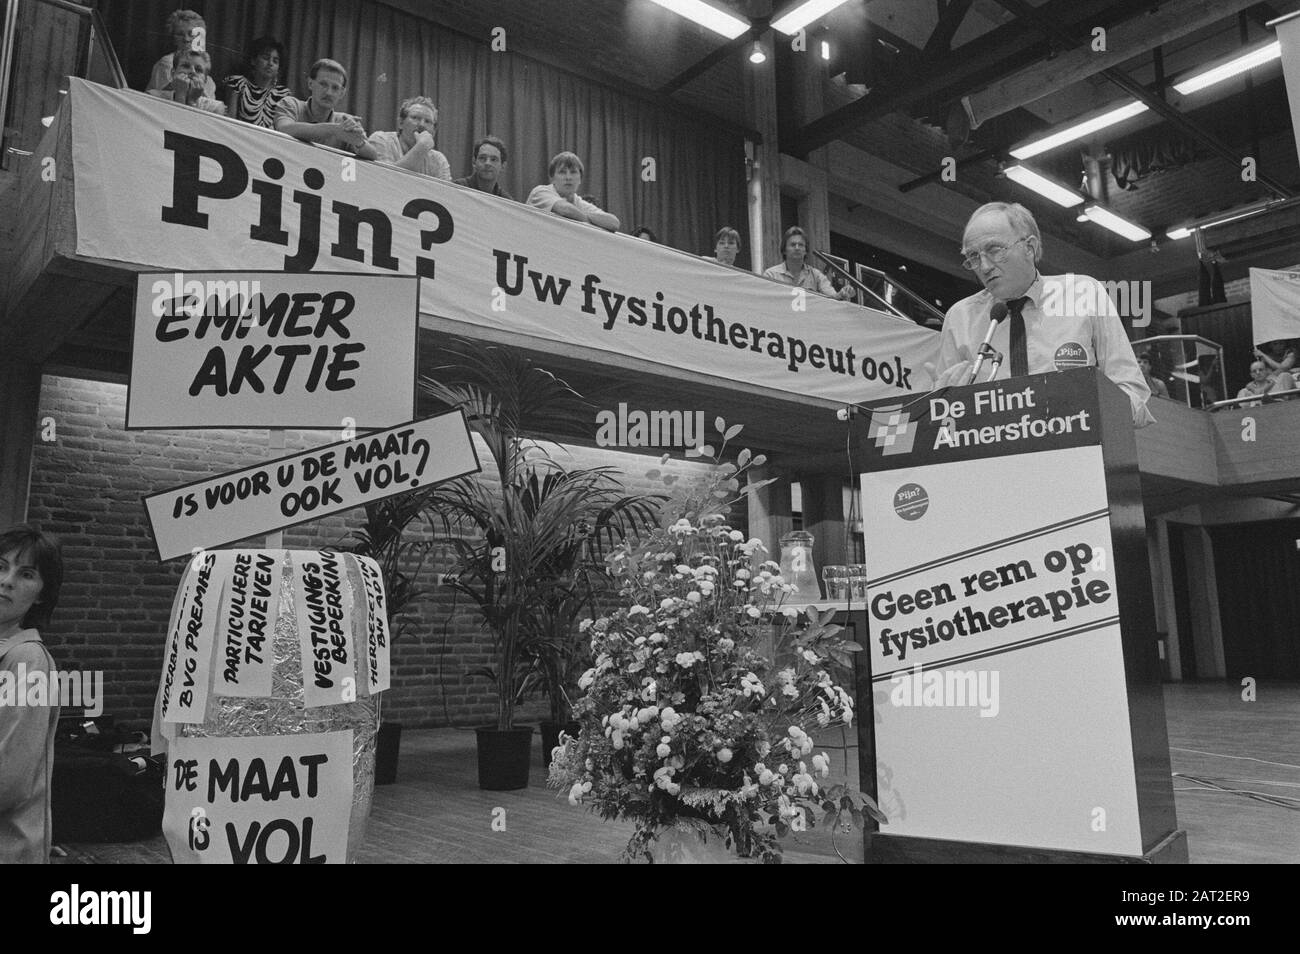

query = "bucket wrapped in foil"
[{"left": 153, "top": 549, "right": 390, "bottom": 864}]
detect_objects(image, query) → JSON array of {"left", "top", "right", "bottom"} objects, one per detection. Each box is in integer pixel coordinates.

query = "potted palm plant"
[
  {"left": 346, "top": 493, "right": 441, "bottom": 784},
  {"left": 420, "top": 344, "right": 659, "bottom": 790}
]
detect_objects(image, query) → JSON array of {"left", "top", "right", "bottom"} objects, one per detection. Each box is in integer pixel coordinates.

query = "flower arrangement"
[{"left": 549, "top": 420, "right": 884, "bottom": 863}]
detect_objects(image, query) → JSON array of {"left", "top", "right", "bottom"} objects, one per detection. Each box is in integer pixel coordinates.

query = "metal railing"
[
  {"left": 815, "top": 251, "right": 946, "bottom": 328},
  {"left": 1210, "top": 388, "right": 1300, "bottom": 411},
  {"left": 1132, "top": 334, "right": 1226, "bottom": 410},
  {"left": 1, "top": 0, "right": 126, "bottom": 167}
]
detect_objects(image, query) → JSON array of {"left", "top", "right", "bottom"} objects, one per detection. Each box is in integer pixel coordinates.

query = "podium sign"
[{"left": 854, "top": 369, "right": 1182, "bottom": 862}]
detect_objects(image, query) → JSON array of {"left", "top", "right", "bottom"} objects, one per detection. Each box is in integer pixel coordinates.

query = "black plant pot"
[
  {"left": 476, "top": 726, "right": 534, "bottom": 790},
  {"left": 539, "top": 720, "right": 582, "bottom": 769},
  {"left": 375, "top": 722, "right": 402, "bottom": 785}
]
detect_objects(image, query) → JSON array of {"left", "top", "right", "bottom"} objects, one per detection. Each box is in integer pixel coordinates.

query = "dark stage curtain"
[
  {"left": 1208, "top": 520, "right": 1300, "bottom": 679},
  {"left": 97, "top": 0, "right": 749, "bottom": 260}
]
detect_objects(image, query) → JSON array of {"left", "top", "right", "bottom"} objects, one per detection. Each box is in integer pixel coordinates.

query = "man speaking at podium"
[{"left": 935, "top": 202, "right": 1155, "bottom": 427}]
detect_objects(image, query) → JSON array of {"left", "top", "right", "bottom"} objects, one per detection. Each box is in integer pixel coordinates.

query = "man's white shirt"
[{"left": 938, "top": 273, "right": 1155, "bottom": 426}]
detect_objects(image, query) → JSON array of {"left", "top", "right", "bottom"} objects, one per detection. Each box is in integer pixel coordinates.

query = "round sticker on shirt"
[{"left": 1054, "top": 342, "right": 1089, "bottom": 370}]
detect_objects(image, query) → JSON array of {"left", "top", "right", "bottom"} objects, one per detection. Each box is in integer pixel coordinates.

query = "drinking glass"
[{"left": 822, "top": 565, "right": 849, "bottom": 601}]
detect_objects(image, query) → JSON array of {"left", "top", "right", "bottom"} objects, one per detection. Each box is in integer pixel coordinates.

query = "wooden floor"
[{"left": 55, "top": 682, "right": 1299, "bottom": 864}]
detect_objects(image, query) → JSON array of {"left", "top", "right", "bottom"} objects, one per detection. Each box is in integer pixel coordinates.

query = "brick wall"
[{"left": 28, "top": 374, "right": 731, "bottom": 729}]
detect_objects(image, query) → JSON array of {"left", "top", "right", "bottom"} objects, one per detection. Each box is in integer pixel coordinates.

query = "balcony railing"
[
  {"left": 1132, "top": 334, "right": 1227, "bottom": 409},
  {"left": 1, "top": 0, "right": 126, "bottom": 169},
  {"left": 815, "top": 251, "right": 946, "bottom": 329}
]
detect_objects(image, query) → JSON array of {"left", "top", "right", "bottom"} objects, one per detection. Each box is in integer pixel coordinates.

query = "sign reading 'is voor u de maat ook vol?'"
[{"left": 128, "top": 271, "right": 418, "bottom": 430}]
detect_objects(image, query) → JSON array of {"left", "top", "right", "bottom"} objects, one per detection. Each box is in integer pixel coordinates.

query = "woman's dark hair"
[
  {"left": 633, "top": 225, "right": 657, "bottom": 242},
  {"left": 246, "top": 36, "right": 286, "bottom": 76},
  {"left": 0, "top": 524, "right": 63, "bottom": 630}
]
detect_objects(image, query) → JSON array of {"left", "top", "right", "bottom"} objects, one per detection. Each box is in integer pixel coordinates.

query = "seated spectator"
[
  {"left": 453, "top": 136, "right": 513, "bottom": 199},
  {"left": 527, "top": 152, "right": 620, "bottom": 231},
  {"left": 704, "top": 226, "right": 741, "bottom": 267},
  {"left": 1137, "top": 353, "right": 1169, "bottom": 399},
  {"left": 274, "top": 59, "right": 378, "bottom": 159},
  {"left": 1236, "top": 359, "right": 1297, "bottom": 406},
  {"left": 223, "top": 36, "right": 292, "bottom": 128},
  {"left": 763, "top": 227, "right": 853, "bottom": 301},
  {"left": 154, "top": 50, "right": 225, "bottom": 114},
  {"left": 1255, "top": 338, "right": 1298, "bottom": 376},
  {"left": 367, "top": 97, "right": 451, "bottom": 179},
  {"left": 146, "top": 9, "right": 216, "bottom": 100},
  {"left": 632, "top": 226, "right": 657, "bottom": 242}
]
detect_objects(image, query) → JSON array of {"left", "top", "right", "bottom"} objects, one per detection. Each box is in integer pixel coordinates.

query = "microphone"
[{"left": 966, "top": 301, "right": 1008, "bottom": 385}]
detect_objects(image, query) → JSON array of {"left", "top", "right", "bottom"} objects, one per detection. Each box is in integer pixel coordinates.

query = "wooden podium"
[{"left": 850, "top": 368, "right": 1186, "bottom": 863}]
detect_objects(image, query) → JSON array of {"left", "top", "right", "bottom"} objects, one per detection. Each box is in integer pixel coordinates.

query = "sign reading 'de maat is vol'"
[
  {"left": 163, "top": 731, "right": 353, "bottom": 864},
  {"left": 127, "top": 271, "right": 418, "bottom": 429},
  {"left": 143, "top": 410, "right": 480, "bottom": 561}
]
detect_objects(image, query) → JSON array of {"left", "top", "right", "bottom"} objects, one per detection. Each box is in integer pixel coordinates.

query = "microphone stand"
[{"left": 966, "top": 302, "right": 1009, "bottom": 385}]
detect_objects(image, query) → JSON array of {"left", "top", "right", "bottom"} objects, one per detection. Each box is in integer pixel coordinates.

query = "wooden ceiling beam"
[
  {"left": 964, "top": 0, "right": 1283, "bottom": 128},
  {"left": 788, "top": 0, "right": 1132, "bottom": 155}
]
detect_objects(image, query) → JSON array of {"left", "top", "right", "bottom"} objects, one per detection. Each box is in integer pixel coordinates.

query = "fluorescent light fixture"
[
  {"left": 1173, "top": 40, "right": 1281, "bottom": 94},
  {"left": 820, "top": 40, "right": 831, "bottom": 60},
  {"left": 1083, "top": 205, "right": 1151, "bottom": 241},
  {"left": 772, "top": 0, "right": 852, "bottom": 35},
  {"left": 748, "top": 41, "right": 767, "bottom": 64},
  {"left": 646, "top": 0, "right": 749, "bottom": 39},
  {"left": 1003, "top": 164, "right": 1085, "bottom": 207},
  {"left": 1166, "top": 226, "right": 1194, "bottom": 240},
  {"left": 1010, "top": 100, "right": 1149, "bottom": 159},
  {"left": 1076, "top": 213, "right": 1090, "bottom": 222},
  {"left": 1200, "top": 206, "right": 1269, "bottom": 230}
]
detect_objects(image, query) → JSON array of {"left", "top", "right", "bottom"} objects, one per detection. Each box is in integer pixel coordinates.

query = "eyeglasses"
[{"left": 960, "top": 236, "right": 1031, "bottom": 270}]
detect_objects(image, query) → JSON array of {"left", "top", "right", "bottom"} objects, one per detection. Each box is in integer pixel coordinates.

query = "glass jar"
[{"left": 778, "top": 530, "right": 819, "bottom": 598}]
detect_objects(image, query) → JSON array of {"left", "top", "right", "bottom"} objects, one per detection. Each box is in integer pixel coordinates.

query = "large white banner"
[
  {"left": 129, "top": 271, "right": 418, "bottom": 429},
  {"left": 1278, "top": 15, "right": 1300, "bottom": 178},
  {"left": 68, "top": 79, "right": 940, "bottom": 404},
  {"left": 1249, "top": 266, "right": 1300, "bottom": 345}
]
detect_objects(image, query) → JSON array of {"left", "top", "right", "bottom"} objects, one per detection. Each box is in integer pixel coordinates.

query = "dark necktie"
[{"left": 1007, "top": 296, "right": 1030, "bottom": 377}]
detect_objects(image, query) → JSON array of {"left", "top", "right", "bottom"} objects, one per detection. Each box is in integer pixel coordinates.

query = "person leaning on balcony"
[
  {"left": 703, "top": 226, "right": 742, "bottom": 267},
  {"left": 367, "top": 97, "right": 452, "bottom": 180},
  {"left": 1137, "top": 353, "right": 1169, "bottom": 399},
  {"left": 527, "top": 152, "right": 620, "bottom": 231},
  {"left": 1237, "top": 359, "right": 1297, "bottom": 406},
  {"left": 274, "top": 59, "right": 379, "bottom": 160},
  {"left": 223, "top": 36, "right": 292, "bottom": 128},
  {"left": 763, "top": 227, "right": 854, "bottom": 301},
  {"left": 0, "top": 525, "right": 65, "bottom": 864},
  {"left": 453, "top": 136, "right": 515, "bottom": 199},
  {"left": 146, "top": 9, "right": 216, "bottom": 100},
  {"left": 933, "top": 201, "right": 1155, "bottom": 427},
  {"left": 154, "top": 50, "right": 225, "bottom": 114}
]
